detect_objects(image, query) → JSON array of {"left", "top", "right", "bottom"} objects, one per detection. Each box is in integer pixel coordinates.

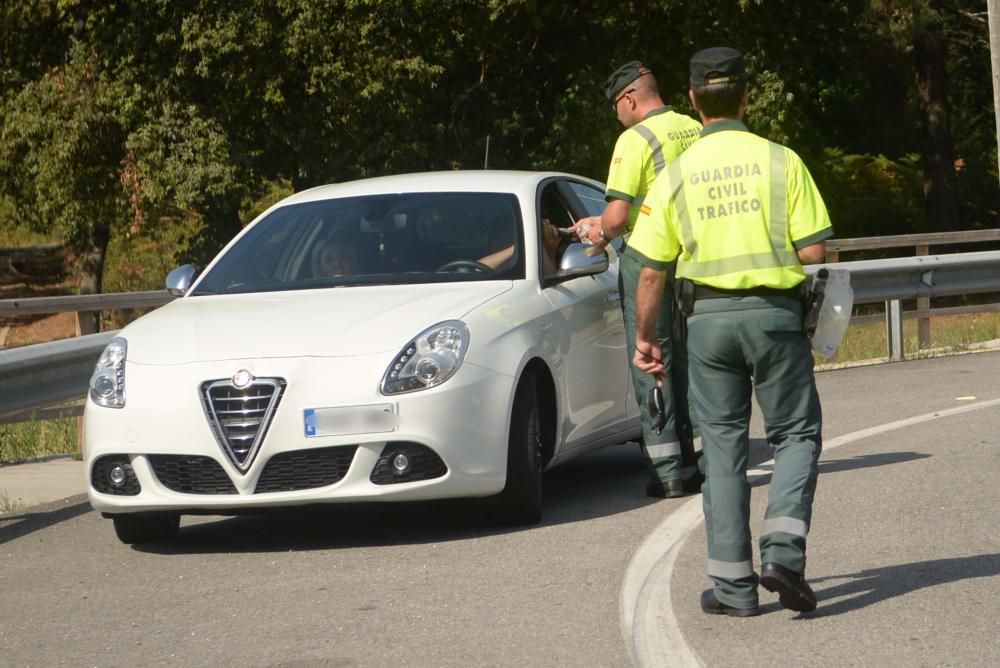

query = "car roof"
[{"left": 278, "top": 170, "right": 599, "bottom": 206}]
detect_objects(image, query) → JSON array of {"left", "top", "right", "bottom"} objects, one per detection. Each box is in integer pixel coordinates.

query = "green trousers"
[
  {"left": 619, "top": 251, "right": 699, "bottom": 483},
  {"left": 686, "top": 295, "right": 822, "bottom": 609}
]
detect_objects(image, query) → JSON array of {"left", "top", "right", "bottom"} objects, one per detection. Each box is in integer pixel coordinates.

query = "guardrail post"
[
  {"left": 886, "top": 299, "right": 905, "bottom": 361},
  {"left": 916, "top": 244, "right": 930, "bottom": 349}
]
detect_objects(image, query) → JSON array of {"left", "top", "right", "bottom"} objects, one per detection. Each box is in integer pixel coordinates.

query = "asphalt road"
[{"left": 2, "top": 351, "right": 999, "bottom": 667}]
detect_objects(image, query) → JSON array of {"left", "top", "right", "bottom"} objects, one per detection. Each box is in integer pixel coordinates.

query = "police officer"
[
  {"left": 572, "top": 60, "right": 703, "bottom": 499},
  {"left": 630, "top": 47, "right": 832, "bottom": 616}
]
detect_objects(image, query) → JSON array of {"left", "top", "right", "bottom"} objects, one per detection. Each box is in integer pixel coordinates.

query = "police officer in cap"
[
  {"left": 571, "top": 59, "right": 704, "bottom": 499},
  {"left": 630, "top": 47, "right": 833, "bottom": 616}
]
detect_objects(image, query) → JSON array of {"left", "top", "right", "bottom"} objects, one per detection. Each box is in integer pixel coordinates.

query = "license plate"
[{"left": 303, "top": 404, "right": 399, "bottom": 437}]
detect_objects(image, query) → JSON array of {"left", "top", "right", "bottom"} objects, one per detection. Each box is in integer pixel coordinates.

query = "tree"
[
  {"left": 0, "top": 42, "right": 126, "bottom": 332},
  {"left": 2, "top": 0, "right": 996, "bottom": 305}
]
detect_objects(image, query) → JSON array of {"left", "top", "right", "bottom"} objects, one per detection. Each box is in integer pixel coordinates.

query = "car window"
[
  {"left": 567, "top": 182, "right": 608, "bottom": 217},
  {"left": 192, "top": 193, "right": 524, "bottom": 295},
  {"left": 565, "top": 181, "right": 626, "bottom": 253},
  {"left": 539, "top": 182, "right": 586, "bottom": 278}
]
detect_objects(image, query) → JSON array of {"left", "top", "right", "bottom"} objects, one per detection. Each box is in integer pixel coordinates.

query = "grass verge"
[
  {"left": 0, "top": 416, "right": 79, "bottom": 464},
  {"left": 0, "top": 492, "right": 27, "bottom": 515},
  {"left": 818, "top": 312, "right": 1000, "bottom": 367}
]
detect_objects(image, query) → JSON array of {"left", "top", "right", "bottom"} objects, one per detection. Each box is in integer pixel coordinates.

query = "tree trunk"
[
  {"left": 989, "top": 0, "right": 1000, "bottom": 187},
  {"left": 76, "top": 223, "right": 110, "bottom": 335},
  {"left": 914, "top": 10, "right": 961, "bottom": 232}
]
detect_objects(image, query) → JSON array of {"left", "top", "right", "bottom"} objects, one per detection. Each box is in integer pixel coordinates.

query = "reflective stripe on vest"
[
  {"left": 670, "top": 141, "right": 799, "bottom": 279},
  {"left": 667, "top": 157, "right": 697, "bottom": 260},
  {"left": 627, "top": 124, "right": 669, "bottom": 223},
  {"left": 631, "top": 124, "right": 668, "bottom": 176}
]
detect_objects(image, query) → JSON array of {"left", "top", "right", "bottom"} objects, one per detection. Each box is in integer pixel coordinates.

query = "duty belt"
[{"left": 693, "top": 284, "right": 803, "bottom": 301}]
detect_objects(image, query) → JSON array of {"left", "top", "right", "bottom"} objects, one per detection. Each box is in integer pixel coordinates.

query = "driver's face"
[{"left": 319, "top": 242, "right": 357, "bottom": 277}]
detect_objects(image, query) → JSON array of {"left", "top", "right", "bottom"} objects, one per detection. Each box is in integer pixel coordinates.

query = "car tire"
[
  {"left": 492, "top": 375, "right": 543, "bottom": 526},
  {"left": 111, "top": 512, "right": 181, "bottom": 544}
]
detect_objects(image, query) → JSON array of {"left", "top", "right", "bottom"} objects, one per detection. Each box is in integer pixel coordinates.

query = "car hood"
[{"left": 123, "top": 282, "right": 513, "bottom": 364}]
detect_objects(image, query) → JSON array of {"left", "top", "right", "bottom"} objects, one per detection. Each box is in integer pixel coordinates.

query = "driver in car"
[
  {"left": 315, "top": 238, "right": 360, "bottom": 277},
  {"left": 479, "top": 218, "right": 562, "bottom": 274}
]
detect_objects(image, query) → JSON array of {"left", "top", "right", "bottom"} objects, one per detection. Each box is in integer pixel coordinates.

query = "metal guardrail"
[
  {"left": 0, "top": 290, "right": 173, "bottom": 317},
  {"left": 824, "top": 228, "right": 1000, "bottom": 348},
  {"left": 2, "top": 251, "right": 1000, "bottom": 421},
  {"left": 0, "top": 331, "right": 117, "bottom": 419},
  {"left": 0, "top": 291, "right": 168, "bottom": 423},
  {"left": 809, "top": 250, "right": 1000, "bottom": 303},
  {"left": 809, "top": 251, "right": 1000, "bottom": 361}
]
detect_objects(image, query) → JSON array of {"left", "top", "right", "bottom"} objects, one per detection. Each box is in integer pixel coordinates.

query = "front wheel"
[
  {"left": 111, "top": 512, "right": 181, "bottom": 544},
  {"left": 491, "top": 375, "right": 543, "bottom": 525}
]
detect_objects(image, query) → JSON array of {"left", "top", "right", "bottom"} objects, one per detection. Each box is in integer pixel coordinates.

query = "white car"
[{"left": 84, "top": 170, "right": 641, "bottom": 543}]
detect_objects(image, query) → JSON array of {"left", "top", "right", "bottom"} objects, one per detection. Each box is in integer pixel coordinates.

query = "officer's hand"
[
  {"left": 633, "top": 341, "right": 665, "bottom": 377},
  {"left": 568, "top": 215, "right": 600, "bottom": 244}
]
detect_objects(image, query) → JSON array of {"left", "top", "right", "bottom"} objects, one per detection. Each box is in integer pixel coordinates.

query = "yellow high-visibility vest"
[
  {"left": 629, "top": 120, "right": 833, "bottom": 290},
  {"left": 605, "top": 107, "right": 702, "bottom": 233}
]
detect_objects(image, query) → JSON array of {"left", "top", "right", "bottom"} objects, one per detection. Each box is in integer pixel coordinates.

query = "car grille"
[
  {"left": 201, "top": 376, "right": 285, "bottom": 473},
  {"left": 254, "top": 445, "right": 358, "bottom": 493},
  {"left": 370, "top": 442, "right": 447, "bottom": 485},
  {"left": 148, "top": 455, "right": 238, "bottom": 495}
]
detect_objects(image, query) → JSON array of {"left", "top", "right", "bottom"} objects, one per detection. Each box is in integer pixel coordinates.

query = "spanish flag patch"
[{"left": 639, "top": 204, "right": 652, "bottom": 216}]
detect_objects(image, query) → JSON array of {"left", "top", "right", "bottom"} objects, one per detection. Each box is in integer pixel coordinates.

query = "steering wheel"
[{"left": 436, "top": 259, "right": 493, "bottom": 273}]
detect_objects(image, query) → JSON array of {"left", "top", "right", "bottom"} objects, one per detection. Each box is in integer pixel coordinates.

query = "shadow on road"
[
  {"left": 134, "top": 443, "right": 662, "bottom": 555},
  {"left": 0, "top": 495, "right": 89, "bottom": 544},
  {"left": 807, "top": 553, "right": 1000, "bottom": 617},
  {"left": 748, "top": 440, "right": 930, "bottom": 481}
]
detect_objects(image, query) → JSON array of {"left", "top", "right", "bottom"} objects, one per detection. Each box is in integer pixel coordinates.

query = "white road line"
[{"left": 620, "top": 397, "right": 1000, "bottom": 668}]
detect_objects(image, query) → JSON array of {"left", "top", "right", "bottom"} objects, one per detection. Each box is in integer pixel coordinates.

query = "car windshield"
[{"left": 191, "top": 192, "right": 525, "bottom": 295}]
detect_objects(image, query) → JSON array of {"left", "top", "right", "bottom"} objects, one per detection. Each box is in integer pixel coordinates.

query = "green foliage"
[
  {"left": 125, "top": 103, "right": 239, "bottom": 215},
  {"left": 0, "top": 41, "right": 126, "bottom": 250},
  {"left": 0, "top": 197, "right": 59, "bottom": 245},
  {"left": 0, "top": 0, "right": 996, "bottom": 289},
  {"left": 103, "top": 215, "right": 205, "bottom": 294},
  {"left": 811, "top": 149, "right": 924, "bottom": 238},
  {"left": 241, "top": 177, "right": 294, "bottom": 226}
]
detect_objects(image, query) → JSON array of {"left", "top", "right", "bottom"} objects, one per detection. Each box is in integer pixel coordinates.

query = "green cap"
[
  {"left": 689, "top": 47, "right": 746, "bottom": 87},
  {"left": 603, "top": 60, "right": 651, "bottom": 101}
]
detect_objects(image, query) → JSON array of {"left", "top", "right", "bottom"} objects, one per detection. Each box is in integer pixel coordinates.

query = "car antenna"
[{"left": 484, "top": 134, "right": 490, "bottom": 169}]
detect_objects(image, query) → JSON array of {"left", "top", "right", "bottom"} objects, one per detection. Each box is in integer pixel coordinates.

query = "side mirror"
[
  {"left": 556, "top": 242, "right": 609, "bottom": 278},
  {"left": 165, "top": 264, "right": 199, "bottom": 296}
]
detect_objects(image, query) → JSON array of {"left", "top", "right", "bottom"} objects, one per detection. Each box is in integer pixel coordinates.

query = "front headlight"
[
  {"left": 89, "top": 337, "right": 127, "bottom": 408},
  {"left": 381, "top": 320, "right": 470, "bottom": 395}
]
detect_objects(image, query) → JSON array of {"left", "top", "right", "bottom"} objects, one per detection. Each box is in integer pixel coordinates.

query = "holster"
[
  {"left": 674, "top": 278, "right": 695, "bottom": 317},
  {"left": 672, "top": 277, "right": 694, "bottom": 344}
]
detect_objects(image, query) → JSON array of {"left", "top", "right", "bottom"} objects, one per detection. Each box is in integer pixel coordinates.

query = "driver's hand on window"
[{"left": 541, "top": 219, "right": 561, "bottom": 261}]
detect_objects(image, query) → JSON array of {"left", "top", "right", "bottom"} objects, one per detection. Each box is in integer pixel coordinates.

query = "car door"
[
  {"left": 565, "top": 180, "right": 642, "bottom": 426},
  {"left": 538, "top": 179, "right": 630, "bottom": 451}
]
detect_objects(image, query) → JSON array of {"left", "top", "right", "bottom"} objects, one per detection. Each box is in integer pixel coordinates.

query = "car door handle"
[{"left": 605, "top": 290, "right": 621, "bottom": 303}]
